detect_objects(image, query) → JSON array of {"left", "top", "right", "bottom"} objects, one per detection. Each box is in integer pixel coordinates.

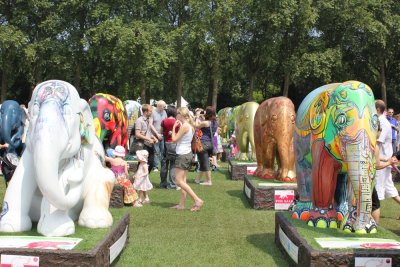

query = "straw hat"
[{"left": 113, "top": 145, "right": 126, "bottom": 157}]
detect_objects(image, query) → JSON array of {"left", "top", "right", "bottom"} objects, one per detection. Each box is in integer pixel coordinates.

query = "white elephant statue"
[{"left": 0, "top": 80, "right": 115, "bottom": 237}]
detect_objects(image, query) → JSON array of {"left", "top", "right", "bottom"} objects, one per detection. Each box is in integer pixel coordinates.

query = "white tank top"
[{"left": 176, "top": 125, "right": 193, "bottom": 155}]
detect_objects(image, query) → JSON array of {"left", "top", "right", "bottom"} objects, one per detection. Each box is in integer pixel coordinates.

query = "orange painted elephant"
[{"left": 253, "top": 97, "right": 296, "bottom": 182}]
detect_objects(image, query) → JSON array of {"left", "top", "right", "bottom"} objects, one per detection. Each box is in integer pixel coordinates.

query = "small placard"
[
  {"left": 244, "top": 182, "right": 251, "bottom": 199},
  {"left": 274, "top": 190, "right": 295, "bottom": 210},
  {"left": 109, "top": 226, "right": 128, "bottom": 264},
  {"left": 279, "top": 226, "right": 298, "bottom": 264},
  {"left": 354, "top": 257, "right": 392, "bottom": 267},
  {"left": 1, "top": 255, "right": 39, "bottom": 267},
  {"left": 246, "top": 166, "right": 257, "bottom": 175}
]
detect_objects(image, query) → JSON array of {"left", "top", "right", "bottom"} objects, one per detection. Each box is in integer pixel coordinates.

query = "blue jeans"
[
  {"left": 160, "top": 142, "right": 176, "bottom": 188},
  {"left": 154, "top": 137, "right": 164, "bottom": 169}
]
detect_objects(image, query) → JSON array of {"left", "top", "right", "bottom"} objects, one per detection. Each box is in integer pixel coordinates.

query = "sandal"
[
  {"left": 190, "top": 200, "right": 203, "bottom": 212},
  {"left": 170, "top": 205, "right": 185, "bottom": 210}
]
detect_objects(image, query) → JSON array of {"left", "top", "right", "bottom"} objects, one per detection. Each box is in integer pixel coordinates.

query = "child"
[
  {"left": 133, "top": 150, "right": 153, "bottom": 204},
  {"left": 105, "top": 145, "right": 141, "bottom": 207}
]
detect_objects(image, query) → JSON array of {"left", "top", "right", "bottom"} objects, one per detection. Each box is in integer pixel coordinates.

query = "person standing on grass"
[
  {"left": 160, "top": 106, "right": 179, "bottom": 189},
  {"left": 386, "top": 108, "right": 399, "bottom": 153},
  {"left": 375, "top": 100, "right": 400, "bottom": 207},
  {"left": 194, "top": 106, "right": 218, "bottom": 186},
  {"left": 133, "top": 150, "right": 153, "bottom": 204},
  {"left": 171, "top": 107, "right": 203, "bottom": 211},
  {"left": 152, "top": 100, "right": 167, "bottom": 172}
]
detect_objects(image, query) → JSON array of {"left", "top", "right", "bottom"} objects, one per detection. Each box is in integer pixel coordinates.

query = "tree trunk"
[
  {"left": 282, "top": 72, "right": 290, "bottom": 97},
  {"left": 140, "top": 80, "right": 146, "bottom": 104},
  {"left": 248, "top": 73, "right": 256, "bottom": 101},
  {"left": 380, "top": 59, "right": 387, "bottom": 105},
  {"left": 211, "top": 63, "right": 219, "bottom": 109},
  {"left": 74, "top": 61, "right": 81, "bottom": 92},
  {"left": 176, "top": 66, "right": 184, "bottom": 108},
  {"left": 1, "top": 70, "right": 7, "bottom": 102}
]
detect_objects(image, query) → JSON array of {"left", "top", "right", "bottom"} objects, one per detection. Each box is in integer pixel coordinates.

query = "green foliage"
[{"left": 1, "top": 1, "right": 400, "bottom": 107}]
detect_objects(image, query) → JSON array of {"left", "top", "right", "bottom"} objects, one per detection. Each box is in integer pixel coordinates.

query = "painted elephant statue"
[
  {"left": 292, "top": 81, "right": 378, "bottom": 234},
  {"left": 0, "top": 80, "right": 115, "bottom": 237},
  {"left": 253, "top": 97, "right": 296, "bottom": 182},
  {"left": 89, "top": 93, "right": 128, "bottom": 150},
  {"left": 217, "top": 107, "right": 232, "bottom": 142},
  {"left": 228, "top": 105, "right": 240, "bottom": 138},
  {"left": 235, "top": 102, "right": 259, "bottom": 161},
  {"left": 0, "top": 100, "right": 26, "bottom": 155}
]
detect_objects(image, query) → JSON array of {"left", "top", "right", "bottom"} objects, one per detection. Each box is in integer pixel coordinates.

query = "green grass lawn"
[{"left": 0, "top": 163, "right": 399, "bottom": 266}]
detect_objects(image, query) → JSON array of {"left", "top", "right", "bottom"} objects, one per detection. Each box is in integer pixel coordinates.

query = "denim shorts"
[{"left": 175, "top": 152, "right": 193, "bottom": 170}]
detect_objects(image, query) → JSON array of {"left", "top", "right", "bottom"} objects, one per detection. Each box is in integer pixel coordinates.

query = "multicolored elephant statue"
[
  {"left": 89, "top": 93, "right": 128, "bottom": 150},
  {"left": 253, "top": 97, "right": 296, "bottom": 182},
  {"left": 235, "top": 102, "right": 259, "bottom": 161},
  {"left": 292, "top": 81, "right": 378, "bottom": 234},
  {"left": 217, "top": 107, "right": 232, "bottom": 142},
  {"left": 0, "top": 80, "right": 115, "bottom": 236},
  {"left": 0, "top": 100, "right": 26, "bottom": 155}
]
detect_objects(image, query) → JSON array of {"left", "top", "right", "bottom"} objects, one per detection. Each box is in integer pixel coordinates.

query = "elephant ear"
[
  {"left": 309, "top": 91, "right": 329, "bottom": 135},
  {"left": 79, "top": 99, "right": 95, "bottom": 145}
]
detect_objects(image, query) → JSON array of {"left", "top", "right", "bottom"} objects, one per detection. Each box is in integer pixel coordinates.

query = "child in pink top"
[
  {"left": 134, "top": 150, "right": 153, "bottom": 204},
  {"left": 105, "top": 146, "right": 141, "bottom": 207}
]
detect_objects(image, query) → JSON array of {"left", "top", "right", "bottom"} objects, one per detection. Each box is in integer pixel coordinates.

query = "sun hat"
[
  {"left": 113, "top": 145, "right": 126, "bottom": 157},
  {"left": 136, "top": 150, "right": 149, "bottom": 162}
]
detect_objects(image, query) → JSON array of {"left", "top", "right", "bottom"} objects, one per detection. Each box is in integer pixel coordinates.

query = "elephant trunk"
[
  {"left": 343, "top": 129, "right": 375, "bottom": 230},
  {"left": 1, "top": 115, "right": 22, "bottom": 151},
  {"left": 32, "top": 100, "right": 82, "bottom": 211}
]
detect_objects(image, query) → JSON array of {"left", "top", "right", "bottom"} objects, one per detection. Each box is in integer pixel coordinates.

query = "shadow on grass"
[
  {"left": 150, "top": 201, "right": 178, "bottom": 208},
  {"left": 226, "top": 189, "right": 250, "bottom": 208},
  {"left": 246, "top": 233, "right": 288, "bottom": 266}
]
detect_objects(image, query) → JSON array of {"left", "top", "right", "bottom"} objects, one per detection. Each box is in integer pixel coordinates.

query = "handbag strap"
[{"left": 209, "top": 121, "right": 214, "bottom": 148}]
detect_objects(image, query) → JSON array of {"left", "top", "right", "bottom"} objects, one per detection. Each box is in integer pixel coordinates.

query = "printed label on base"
[
  {"left": 354, "top": 257, "right": 392, "bottom": 267},
  {"left": 1, "top": 255, "right": 39, "bottom": 267},
  {"left": 244, "top": 182, "right": 251, "bottom": 199},
  {"left": 274, "top": 190, "right": 295, "bottom": 210}
]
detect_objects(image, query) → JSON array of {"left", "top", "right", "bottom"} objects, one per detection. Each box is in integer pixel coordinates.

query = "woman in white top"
[{"left": 171, "top": 107, "right": 203, "bottom": 211}]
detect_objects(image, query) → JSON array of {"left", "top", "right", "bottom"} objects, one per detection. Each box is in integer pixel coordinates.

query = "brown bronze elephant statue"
[{"left": 253, "top": 97, "right": 296, "bottom": 182}]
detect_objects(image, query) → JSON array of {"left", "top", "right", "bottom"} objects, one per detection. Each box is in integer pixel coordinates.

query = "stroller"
[{"left": 1, "top": 152, "right": 19, "bottom": 187}]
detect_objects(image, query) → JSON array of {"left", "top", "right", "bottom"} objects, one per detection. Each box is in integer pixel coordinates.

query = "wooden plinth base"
[
  {"left": 0, "top": 214, "right": 130, "bottom": 267},
  {"left": 228, "top": 159, "right": 257, "bottom": 180},
  {"left": 243, "top": 175, "right": 297, "bottom": 210},
  {"left": 275, "top": 212, "right": 400, "bottom": 266}
]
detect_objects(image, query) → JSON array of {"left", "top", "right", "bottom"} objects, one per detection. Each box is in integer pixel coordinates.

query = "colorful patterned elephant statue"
[
  {"left": 292, "top": 81, "right": 378, "bottom": 234},
  {"left": 235, "top": 102, "right": 259, "bottom": 161},
  {"left": 0, "top": 80, "right": 115, "bottom": 236},
  {"left": 253, "top": 97, "right": 296, "bottom": 182},
  {"left": 217, "top": 107, "right": 232, "bottom": 142},
  {"left": 0, "top": 100, "right": 26, "bottom": 155},
  {"left": 89, "top": 93, "right": 128, "bottom": 150}
]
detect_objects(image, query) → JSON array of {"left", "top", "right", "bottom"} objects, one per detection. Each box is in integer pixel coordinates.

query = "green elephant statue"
[
  {"left": 292, "top": 81, "right": 378, "bottom": 234},
  {"left": 217, "top": 107, "right": 232, "bottom": 143},
  {"left": 235, "top": 102, "right": 259, "bottom": 161}
]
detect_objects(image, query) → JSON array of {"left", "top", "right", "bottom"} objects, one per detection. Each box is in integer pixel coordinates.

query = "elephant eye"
[
  {"left": 371, "top": 114, "right": 379, "bottom": 130},
  {"left": 335, "top": 113, "right": 347, "bottom": 127}
]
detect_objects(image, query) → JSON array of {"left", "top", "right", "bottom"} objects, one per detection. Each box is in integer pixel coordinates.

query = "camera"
[
  {"left": 200, "top": 111, "right": 206, "bottom": 115},
  {"left": 393, "top": 151, "right": 400, "bottom": 160}
]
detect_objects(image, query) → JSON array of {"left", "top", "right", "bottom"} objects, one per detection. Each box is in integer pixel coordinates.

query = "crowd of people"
[{"left": 108, "top": 100, "right": 225, "bottom": 211}]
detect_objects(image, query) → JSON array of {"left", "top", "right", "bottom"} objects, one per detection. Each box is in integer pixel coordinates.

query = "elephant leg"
[
  {"left": 37, "top": 198, "right": 75, "bottom": 237},
  {"left": 253, "top": 126, "right": 264, "bottom": 177},
  {"left": 261, "top": 139, "right": 277, "bottom": 179},
  {"left": 79, "top": 167, "right": 114, "bottom": 228},
  {"left": 0, "top": 152, "right": 37, "bottom": 232},
  {"left": 308, "top": 141, "right": 342, "bottom": 229},
  {"left": 292, "top": 133, "right": 313, "bottom": 220},
  {"left": 249, "top": 132, "right": 256, "bottom": 161},
  {"left": 276, "top": 138, "right": 296, "bottom": 182},
  {"left": 334, "top": 173, "right": 349, "bottom": 222}
]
